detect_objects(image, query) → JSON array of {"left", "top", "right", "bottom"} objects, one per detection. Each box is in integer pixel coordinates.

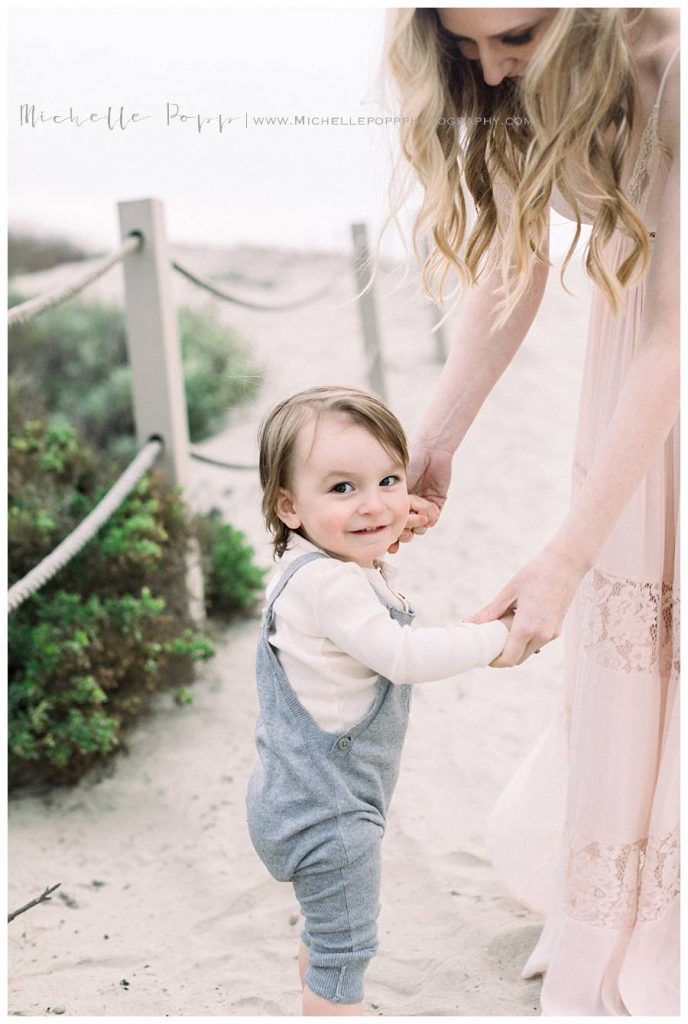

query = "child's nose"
[{"left": 358, "top": 489, "right": 385, "bottom": 514}]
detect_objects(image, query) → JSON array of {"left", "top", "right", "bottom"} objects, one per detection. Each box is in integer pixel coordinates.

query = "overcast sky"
[
  {"left": 8, "top": 6, "right": 416, "bottom": 254},
  {"left": 9, "top": 4, "right": 581, "bottom": 258}
]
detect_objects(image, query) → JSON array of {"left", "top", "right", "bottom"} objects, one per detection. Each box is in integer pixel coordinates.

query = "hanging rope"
[
  {"left": 171, "top": 258, "right": 338, "bottom": 311},
  {"left": 189, "top": 446, "right": 258, "bottom": 471},
  {"left": 8, "top": 437, "right": 163, "bottom": 613},
  {"left": 8, "top": 233, "right": 143, "bottom": 329}
]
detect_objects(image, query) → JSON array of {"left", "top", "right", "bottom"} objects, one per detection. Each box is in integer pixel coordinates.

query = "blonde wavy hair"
[{"left": 385, "top": 7, "right": 651, "bottom": 323}]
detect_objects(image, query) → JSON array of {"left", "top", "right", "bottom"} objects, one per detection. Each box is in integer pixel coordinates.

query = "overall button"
[{"left": 336, "top": 736, "right": 352, "bottom": 751}]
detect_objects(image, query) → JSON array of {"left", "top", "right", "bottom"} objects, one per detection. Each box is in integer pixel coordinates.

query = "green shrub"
[
  {"left": 195, "top": 510, "right": 267, "bottom": 617},
  {"left": 9, "top": 588, "right": 212, "bottom": 778},
  {"left": 7, "top": 412, "right": 215, "bottom": 787},
  {"left": 8, "top": 387, "right": 191, "bottom": 605},
  {"left": 7, "top": 292, "right": 262, "bottom": 456}
]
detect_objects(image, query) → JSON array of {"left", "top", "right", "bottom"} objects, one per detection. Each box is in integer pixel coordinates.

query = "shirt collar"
[{"left": 283, "top": 531, "right": 400, "bottom": 582}]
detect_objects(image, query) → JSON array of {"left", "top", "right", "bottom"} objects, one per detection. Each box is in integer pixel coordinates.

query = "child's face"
[{"left": 277, "top": 412, "right": 409, "bottom": 567}]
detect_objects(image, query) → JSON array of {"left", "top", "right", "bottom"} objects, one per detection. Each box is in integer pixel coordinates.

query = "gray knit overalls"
[{"left": 246, "top": 551, "right": 415, "bottom": 1004}]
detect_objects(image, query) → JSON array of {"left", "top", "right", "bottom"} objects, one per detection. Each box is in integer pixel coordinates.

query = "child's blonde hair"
[{"left": 259, "top": 385, "right": 409, "bottom": 557}]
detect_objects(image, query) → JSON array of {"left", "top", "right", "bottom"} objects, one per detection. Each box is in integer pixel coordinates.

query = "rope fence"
[
  {"left": 171, "top": 257, "right": 338, "bottom": 312},
  {"left": 189, "top": 447, "right": 258, "bottom": 471},
  {"left": 8, "top": 233, "right": 143, "bottom": 329},
  {"left": 8, "top": 438, "right": 163, "bottom": 613}
]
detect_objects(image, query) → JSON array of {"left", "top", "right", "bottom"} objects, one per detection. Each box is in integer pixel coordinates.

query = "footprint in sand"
[{"left": 486, "top": 924, "right": 542, "bottom": 970}]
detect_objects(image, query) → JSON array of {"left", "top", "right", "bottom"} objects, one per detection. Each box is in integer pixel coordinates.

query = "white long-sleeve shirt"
[{"left": 266, "top": 535, "right": 509, "bottom": 733}]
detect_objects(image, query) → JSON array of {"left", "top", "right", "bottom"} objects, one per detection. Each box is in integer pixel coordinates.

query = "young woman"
[{"left": 385, "top": 8, "right": 679, "bottom": 1015}]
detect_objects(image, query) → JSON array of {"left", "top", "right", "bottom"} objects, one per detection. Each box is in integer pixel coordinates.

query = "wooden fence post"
[
  {"left": 117, "top": 197, "right": 205, "bottom": 624},
  {"left": 351, "top": 222, "right": 386, "bottom": 400}
]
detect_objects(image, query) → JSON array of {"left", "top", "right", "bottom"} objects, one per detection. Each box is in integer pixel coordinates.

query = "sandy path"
[{"left": 8, "top": 238, "right": 589, "bottom": 1015}]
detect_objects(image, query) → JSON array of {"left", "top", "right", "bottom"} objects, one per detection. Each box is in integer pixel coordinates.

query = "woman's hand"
[
  {"left": 465, "top": 546, "right": 588, "bottom": 666},
  {"left": 406, "top": 445, "right": 453, "bottom": 517},
  {"left": 387, "top": 446, "right": 452, "bottom": 554},
  {"left": 388, "top": 494, "right": 439, "bottom": 553}
]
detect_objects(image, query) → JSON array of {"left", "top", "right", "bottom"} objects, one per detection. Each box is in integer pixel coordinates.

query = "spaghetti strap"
[{"left": 656, "top": 46, "right": 679, "bottom": 109}]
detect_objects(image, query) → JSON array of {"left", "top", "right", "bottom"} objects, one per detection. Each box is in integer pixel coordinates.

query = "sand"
[{"left": 8, "top": 233, "right": 590, "bottom": 1016}]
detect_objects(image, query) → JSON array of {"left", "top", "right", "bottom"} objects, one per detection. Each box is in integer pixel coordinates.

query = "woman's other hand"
[{"left": 466, "top": 546, "right": 587, "bottom": 666}]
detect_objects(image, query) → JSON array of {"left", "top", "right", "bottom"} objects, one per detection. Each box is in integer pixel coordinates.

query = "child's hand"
[
  {"left": 387, "top": 495, "right": 440, "bottom": 554},
  {"left": 499, "top": 608, "right": 515, "bottom": 631},
  {"left": 489, "top": 609, "right": 515, "bottom": 666}
]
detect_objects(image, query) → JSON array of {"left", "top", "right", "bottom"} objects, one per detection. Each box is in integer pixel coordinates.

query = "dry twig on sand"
[{"left": 8, "top": 883, "right": 61, "bottom": 923}]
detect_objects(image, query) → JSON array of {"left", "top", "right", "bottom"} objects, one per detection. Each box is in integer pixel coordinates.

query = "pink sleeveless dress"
[{"left": 487, "top": 50, "right": 680, "bottom": 1015}]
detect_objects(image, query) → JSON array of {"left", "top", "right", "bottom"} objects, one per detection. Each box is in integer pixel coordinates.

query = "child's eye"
[
  {"left": 331, "top": 481, "right": 354, "bottom": 494},
  {"left": 380, "top": 475, "right": 400, "bottom": 488}
]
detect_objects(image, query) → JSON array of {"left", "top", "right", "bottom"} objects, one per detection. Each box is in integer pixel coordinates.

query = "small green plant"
[
  {"left": 195, "top": 510, "right": 267, "bottom": 617},
  {"left": 174, "top": 686, "right": 194, "bottom": 707},
  {"left": 8, "top": 588, "right": 213, "bottom": 777}
]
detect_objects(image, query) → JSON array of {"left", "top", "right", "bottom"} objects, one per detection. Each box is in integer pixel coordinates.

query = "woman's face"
[{"left": 437, "top": 7, "right": 557, "bottom": 86}]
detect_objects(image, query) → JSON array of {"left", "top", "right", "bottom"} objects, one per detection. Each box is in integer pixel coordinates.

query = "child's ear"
[{"left": 276, "top": 489, "right": 301, "bottom": 529}]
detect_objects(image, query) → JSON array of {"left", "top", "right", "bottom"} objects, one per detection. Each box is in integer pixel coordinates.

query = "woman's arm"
[
  {"left": 408, "top": 238, "right": 550, "bottom": 513},
  {"left": 388, "top": 235, "right": 550, "bottom": 554},
  {"left": 471, "top": 90, "right": 680, "bottom": 666}
]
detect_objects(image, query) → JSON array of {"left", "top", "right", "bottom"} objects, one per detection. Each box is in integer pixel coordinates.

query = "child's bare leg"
[
  {"left": 298, "top": 939, "right": 308, "bottom": 990},
  {"left": 302, "top": 983, "right": 362, "bottom": 1016}
]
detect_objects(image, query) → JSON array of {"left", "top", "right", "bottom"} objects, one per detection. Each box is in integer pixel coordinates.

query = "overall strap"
[
  {"left": 655, "top": 47, "right": 679, "bottom": 110},
  {"left": 265, "top": 550, "right": 411, "bottom": 621},
  {"left": 264, "top": 551, "right": 328, "bottom": 613}
]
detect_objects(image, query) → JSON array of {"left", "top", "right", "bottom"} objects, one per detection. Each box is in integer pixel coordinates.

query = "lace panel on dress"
[
  {"left": 565, "top": 827, "right": 680, "bottom": 928},
  {"left": 625, "top": 105, "right": 660, "bottom": 218},
  {"left": 579, "top": 568, "right": 677, "bottom": 675}
]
